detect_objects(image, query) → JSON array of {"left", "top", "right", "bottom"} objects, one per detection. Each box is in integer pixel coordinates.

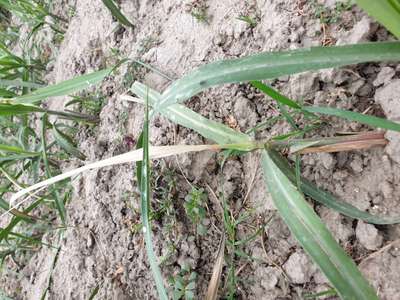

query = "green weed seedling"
[
  {"left": 311, "top": 0, "right": 352, "bottom": 25},
  {"left": 237, "top": 15, "right": 258, "bottom": 28},
  {"left": 184, "top": 187, "right": 207, "bottom": 236},
  {"left": 64, "top": 92, "right": 107, "bottom": 116},
  {"left": 169, "top": 264, "right": 197, "bottom": 300},
  {"left": 186, "top": 1, "right": 209, "bottom": 24}
]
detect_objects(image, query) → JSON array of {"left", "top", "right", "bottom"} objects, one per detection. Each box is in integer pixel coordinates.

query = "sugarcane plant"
[{"left": 2, "top": 1, "right": 400, "bottom": 299}]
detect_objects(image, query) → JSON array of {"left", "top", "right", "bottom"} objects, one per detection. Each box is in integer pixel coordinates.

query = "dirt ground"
[{"left": 2, "top": 0, "right": 400, "bottom": 299}]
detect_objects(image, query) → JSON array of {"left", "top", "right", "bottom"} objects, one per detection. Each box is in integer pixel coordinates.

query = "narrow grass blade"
[
  {"left": 0, "top": 153, "right": 41, "bottom": 162},
  {"left": 42, "top": 115, "right": 66, "bottom": 224},
  {"left": 135, "top": 131, "right": 144, "bottom": 188},
  {"left": 40, "top": 245, "right": 61, "bottom": 300},
  {"left": 0, "top": 196, "right": 35, "bottom": 222},
  {"left": 88, "top": 282, "right": 102, "bottom": 300},
  {"left": 0, "top": 197, "right": 44, "bottom": 243},
  {"left": 102, "top": 0, "right": 134, "bottom": 28},
  {"left": 140, "top": 92, "right": 168, "bottom": 299},
  {"left": 156, "top": 42, "right": 400, "bottom": 110},
  {"left": 261, "top": 148, "right": 378, "bottom": 299},
  {"left": 52, "top": 125, "right": 86, "bottom": 160},
  {"left": 9, "top": 68, "right": 111, "bottom": 104},
  {"left": 129, "top": 82, "right": 251, "bottom": 144},
  {"left": 0, "top": 79, "right": 44, "bottom": 89},
  {"left": 304, "top": 288, "right": 337, "bottom": 299},
  {"left": 289, "top": 141, "right": 320, "bottom": 154},
  {"left": 0, "top": 88, "right": 16, "bottom": 98},
  {"left": 0, "top": 143, "right": 39, "bottom": 155},
  {"left": 205, "top": 236, "right": 225, "bottom": 300},
  {"left": 304, "top": 106, "right": 400, "bottom": 132},
  {"left": 268, "top": 149, "right": 400, "bottom": 224},
  {"left": 0, "top": 103, "right": 44, "bottom": 115},
  {"left": 250, "top": 81, "right": 301, "bottom": 109},
  {"left": 10, "top": 144, "right": 220, "bottom": 205},
  {"left": 356, "top": 0, "right": 400, "bottom": 39}
]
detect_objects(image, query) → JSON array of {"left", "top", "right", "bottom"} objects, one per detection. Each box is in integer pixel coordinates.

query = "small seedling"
[
  {"left": 186, "top": 1, "right": 209, "bottom": 24},
  {"left": 311, "top": 0, "right": 353, "bottom": 25},
  {"left": 64, "top": 92, "right": 107, "bottom": 116},
  {"left": 184, "top": 187, "right": 207, "bottom": 236},
  {"left": 169, "top": 264, "right": 197, "bottom": 300},
  {"left": 237, "top": 15, "right": 258, "bottom": 28}
]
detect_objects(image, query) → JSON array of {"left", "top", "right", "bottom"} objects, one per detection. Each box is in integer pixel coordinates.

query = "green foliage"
[
  {"left": 3, "top": 1, "right": 400, "bottom": 299},
  {"left": 355, "top": 0, "right": 400, "bottom": 38},
  {"left": 10, "top": 68, "right": 111, "bottom": 104},
  {"left": 304, "top": 106, "right": 400, "bottom": 132},
  {"left": 139, "top": 94, "right": 168, "bottom": 299},
  {"left": 52, "top": 124, "right": 86, "bottom": 160},
  {"left": 155, "top": 42, "right": 400, "bottom": 110},
  {"left": 237, "top": 15, "right": 258, "bottom": 27},
  {"left": 184, "top": 187, "right": 207, "bottom": 235},
  {"left": 261, "top": 149, "right": 378, "bottom": 299},
  {"left": 169, "top": 264, "right": 197, "bottom": 300},
  {"left": 64, "top": 92, "right": 107, "bottom": 116},
  {"left": 190, "top": 8, "right": 208, "bottom": 23},
  {"left": 101, "top": 0, "right": 134, "bottom": 28},
  {"left": 311, "top": 0, "right": 353, "bottom": 24}
]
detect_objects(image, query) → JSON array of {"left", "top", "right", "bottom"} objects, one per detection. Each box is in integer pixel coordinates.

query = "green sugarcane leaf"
[
  {"left": 140, "top": 89, "right": 168, "bottom": 299},
  {"left": 268, "top": 149, "right": 400, "bottom": 224},
  {"left": 131, "top": 82, "right": 250, "bottom": 144},
  {"left": 356, "top": 0, "right": 400, "bottom": 39},
  {"left": 156, "top": 42, "right": 400, "bottom": 110},
  {"left": 261, "top": 148, "right": 378, "bottom": 299}
]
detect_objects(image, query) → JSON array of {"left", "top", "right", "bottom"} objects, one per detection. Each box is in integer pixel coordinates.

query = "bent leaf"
[
  {"left": 261, "top": 148, "right": 378, "bottom": 299},
  {"left": 156, "top": 42, "right": 400, "bottom": 110},
  {"left": 130, "top": 82, "right": 250, "bottom": 144}
]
